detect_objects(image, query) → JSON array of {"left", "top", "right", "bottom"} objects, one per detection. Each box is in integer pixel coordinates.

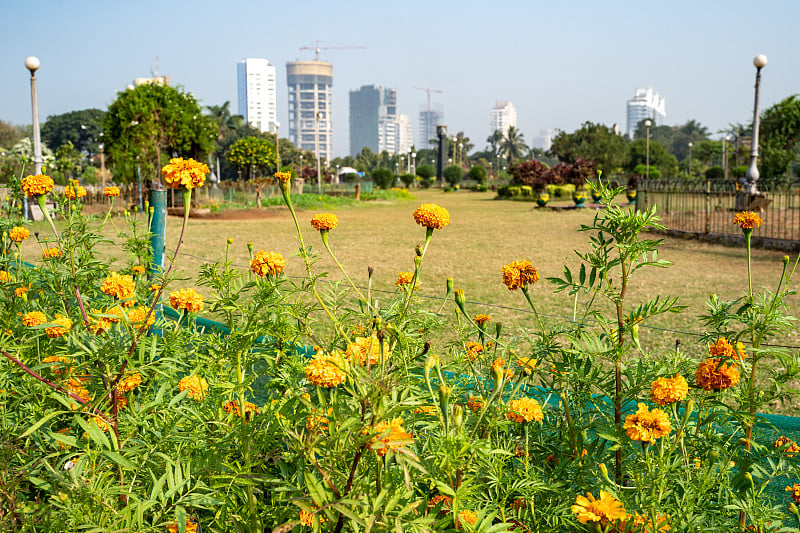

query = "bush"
[
  {"left": 471, "top": 184, "right": 488, "bottom": 192},
  {"left": 419, "top": 176, "right": 435, "bottom": 189},
  {"left": 467, "top": 165, "right": 488, "bottom": 185},
  {"left": 416, "top": 163, "right": 436, "bottom": 181},
  {"left": 521, "top": 185, "right": 533, "bottom": 197},
  {"left": 371, "top": 167, "right": 395, "bottom": 189},
  {"left": 705, "top": 166, "right": 724, "bottom": 180},
  {"left": 443, "top": 165, "right": 463, "bottom": 187},
  {"left": 546, "top": 183, "right": 576, "bottom": 198},
  {"left": 399, "top": 172, "right": 415, "bottom": 187}
]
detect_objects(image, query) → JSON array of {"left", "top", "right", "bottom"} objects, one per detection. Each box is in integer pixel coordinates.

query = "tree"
[
  {"left": 206, "top": 101, "right": 261, "bottom": 180},
  {"left": 104, "top": 84, "right": 218, "bottom": 183},
  {"left": 0, "top": 121, "right": 26, "bottom": 150},
  {"left": 416, "top": 164, "right": 435, "bottom": 180},
  {"left": 759, "top": 95, "right": 800, "bottom": 188},
  {"left": 486, "top": 129, "right": 503, "bottom": 154},
  {"left": 550, "top": 122, "right": 629, "bottom": 174},
  {"left": 467, "top": 165, "right": 488, "bottom": 185},
  {"left": 52, "top": 141, "right": 82, "bottom": 184},
  {"left": 370, "top": 167, "right": 394, "bottom": 189},
  {"left": 670, "top": 120, "right": 710, "bottom": 161},
  {"left": 226, "top": 137, "right": 276, "bottom": 180},
  {"left": 509, "top": 160, "right": 555, "bottom": 191},
  {"left": 41, "top": 109, "right": 106, "bottom": 154},
  {"left": 443, "top": 164, "right": 463, "bottom": 187},
  {"left": 626, "top": 139, "right": 678, "bottom": 178},
  {"left": 499, "top": 126, "right": 528, "bottom": 163},
  {"left": 527, "top": 146, "right": 558, "bottom": 167}
]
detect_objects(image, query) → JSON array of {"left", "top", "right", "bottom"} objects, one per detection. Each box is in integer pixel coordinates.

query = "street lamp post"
[
  {"left": 458, "top": 143, "right": 463, "bottom": 167},
  {"left": 688, "top": 142, "right": 693, "bottom": 177},
  {"left": 315, "top": 112, "right": 322, "bottom": 194},
  {"left": 745, "top": 54, "right": 768, "bottom": 195},
  {"left": 25, "top": 56, "right": 43, "bottom": 220},
  {"left": 723, "top": 134, "right": 731, "bottom": 180},
  {"left": 411, "top": 152, "right": 416, "bottom": 176},
  {"left": 644, "top": 119, "right": 652, "bottom": 180},
  {"left": 274, "top": 121, "right": 281, "bottom": 170}
]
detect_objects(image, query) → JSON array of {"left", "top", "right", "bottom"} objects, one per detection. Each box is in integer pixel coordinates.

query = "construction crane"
[
  {"left": 414, "top": 85, "right": 443, "bottom": 118},
  {"left": 299, "top": 40, "right": 366, "bottom": 61}
]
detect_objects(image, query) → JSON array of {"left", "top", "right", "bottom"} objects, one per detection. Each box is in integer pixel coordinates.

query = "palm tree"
[{"left": 499, "top": 126, "right": 528, "bottom": 164}]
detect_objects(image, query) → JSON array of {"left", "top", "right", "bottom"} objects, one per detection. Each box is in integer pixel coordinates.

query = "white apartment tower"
[
  {"left": 237, "top": 58, "right": 278, "bottom": 133},
  {"left": 490, "top": 101, "right": 517, "bottom": 136},
  {"left": 286, "top": 60, "right": 333, "bottom": 160},
  {"left": 626, "top": 87, "right": 666, "bottom": 137}
]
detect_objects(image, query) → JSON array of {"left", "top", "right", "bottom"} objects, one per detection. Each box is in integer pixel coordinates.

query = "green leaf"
[{"left": 22, "top": 410, "right": 63, "bottom": 438}]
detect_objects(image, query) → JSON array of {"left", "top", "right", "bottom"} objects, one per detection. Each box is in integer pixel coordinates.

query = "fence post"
[
  {"left": 704, "top": 180, "right": 711, "bottom": 234},
  {"left": 149, "top": 187, "right": 167, "bottom": 278}
]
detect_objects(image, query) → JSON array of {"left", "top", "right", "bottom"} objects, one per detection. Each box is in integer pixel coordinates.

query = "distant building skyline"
[
  {"left": 349, "top": 85, "right": 413, "bottom": 156},
  {"left": 490, "top": 100, "right": 517, "bottom": 136},
  {"left": 237, "top": 58, "right": 277, "bottom": 134},
  {"left": 418, "top": 108, "right": 443, "bottom": 148},
  {"left": 286, "top": 60, "right": 333, "bottom": 160},
  {"left": 626, "top": 87, "right": 666, "bottom": 137}
]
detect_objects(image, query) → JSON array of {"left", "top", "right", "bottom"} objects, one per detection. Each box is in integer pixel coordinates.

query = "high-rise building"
[
  {"left": 418, "top": 108, "right": 443, "bottom": 147},
  {"left": 133, "top": 75, "right": 170, "bottom": 87},
  {"left": 626, "top": 87, "right": 666, "bottom": 137},
  {"left": 237, "top": 58, "right": 278, "bottom": 134},
  {"left": 490, "top": 101, "right": 517, "bottom": 136},
  {"left": 531, "top": 129, "right": 553, "bottom": 151},
  {"left": 349, "top": 85, "right": 412, "bottom": 156},
  {"left": 286, "top": 60, "right": 333, "bottom": 160}
]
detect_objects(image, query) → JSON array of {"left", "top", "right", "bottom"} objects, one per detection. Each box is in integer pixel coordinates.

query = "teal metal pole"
[
  {"left": 149, "top": 188, "right": 167, "bottom": 278},
  {"left": 137, "top": 164, "right": 143, "bottom": 211}
]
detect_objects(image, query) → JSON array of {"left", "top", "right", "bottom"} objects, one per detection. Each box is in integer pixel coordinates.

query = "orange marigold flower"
[
  {"left": 161, "top": 157, "right": 209, "bottom": 189},
  {"left": 412, "top": 405, "right": 438, "bottom": 415},
  {"left": 103, "top": 186, "right": 120, "bottom": 198},
  {"left": 149, "top": 283, "right": 161, "bottom": 292},
  {"left": 131, "top": 265, "right": 145, "bottom": 275},
  {"left": 64, "top": 184, "right": 87, "bottom": 200},
  {"left": 310, "top": 213, "right": 338, "bottom": 231},
  {"left": 21, "top": 174, "right": 54, "bottom": 196},
  {"left": 274, "top": 170, "right": 292, "bottom": 183},
  {"left": 128, "top": 306, "right": 155, "bottom": 327},
  {"left": 169, "top": 288, "right": 204, "bottom": 313},
  {"left": 427, "top": 494, "right": 452, "bottom": 510},
  {"left": 501, "top": 260, "right": 540, "bottom": 291},
  {"left": 116, "top": 395, "right": 128, "bottom": 410},
  {"left": 571, "top": 491, "right": 626, "bottom": 526},
  {"left": 178, "top": 375, "right": 209, "bottom": 400},
  {"left": 167, "top": 517, "right": 199, "bottom": 533},
  {"left": 787, "top": 483, "right": 800, "bottom": 505},
  {"left": 465, "top": 341, "right": 484, "bottom": 361},
  {"left": 413, "top": 203, "right": 450, "bottom": 230},
  {"left": 0, "top": 271, "right": 11, "bottom": 283},
  {"left": 101, "top": 272, "right": 136, "bottom": 302},
  {"left": 68, "top": 378, "right": 90, "bottom": 402},
  {"left": 15, "top": 285, "right": 30, "bottom": 298},
  {"left": 458, "top": 510, "right": 478, "bottom": 526},
  {"left": 734, "top": 211, "right": 763, "bottom": 230},
  {"left": 369, "top": 417, "right": 412, "bottom": 456},
  {"left": 624, "top": 403, "right": 672, "bottom": 444},
  {"left": 45, "top": 315, "right": 72, "bottom": 338},
  {"left": 650, "top": 374, "right": 689, "bottom": 406},
  {"left": 89, "top": 416, "right": 110, "bottom": 432},
  {"left": 43, "top": 355, "right": 70, "bottom": 374},
  {"left": 117, "top": 373, "right": 142, "bottom": 393},
  {"left": 299, "top": 507, "right": 325, "bottom": 527},
  {"left": 41, "top": 247, "right": 61, "bottom": 259},
  {"left": 506, "top": 397, "right": 544, "bottom": 423},
  {"left": 346, "top": 335, "right": 380, "bottom": 366},
  {"left": 23, "top": 311, "right": 47, "bottom": 327},
  {"left": 223, "top": 400, "right": 259, "bottom": 417},
  {"left": 473, "top": 314, "right": 491, "bottom": 326},
  {"left": 708, "top": 337, "right": 746, "bottom": 359},
  {"left": 9, "top": 226, "right": 29, "bottom": 242},
  {"left": 306, "top": 412, "right": 330, "bottom": 433},
  {"left": 250, "top": 250, "right": 285, "bottom": 277},
  {"left": 627, "top": 512, "right": 671, "bottom": 532},
  {"left": 55, "top": 428, "right": 72, "bottom": 450},
  {"left": 695, "top": 357, "right": 740, "bottom": 391},
  {"left": 774, "top": 436, "right": 800, "bottom": 457},
  {"left": 517, "top": 357, "right": 537, "bottom": 375},
  {"left": 466, "top": 396, "right": 484, "bottom": 411},
  {"left": 396, "top": 271, "right": 420, "bottom": 288},
  {"left": 305, "top": 352, "right": 348, "bottom": 388}
]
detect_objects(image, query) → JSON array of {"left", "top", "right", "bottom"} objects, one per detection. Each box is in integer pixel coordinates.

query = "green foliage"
[
  {"left": 416, "top": 163, "right": 436, "bottom": 180},
  {"left": 627, "top": 138, "right": 677, "bottom": 178},
  {"left": 499, "top": 126, "right": 528, "bottom": 164},
  {"left": 225, "top": 137, "right": 276, "bottom": 179},
  {"left": 399, "top": 172, "right": 416, "bottom": 187},
  {"left": 633, "top": 164, "right": 663, "bottom": 180},
  {"left": 41, "top": 108, "right": 106, "bottom": 154},
  {"left": 52, "top": 141, "right": 82, "bottom": 184},
  {"left": 550, "top": 122, "right": 630, "bottom": 174},
  {"left": 371, "top": 167, "right": 395, "bottom": 189},
  {"left": 443, "top": 165, "right": 463, "bottom": 187},
  {"left": 467, "top": 165, "right": 488, "bottom": 185},
  {"left": 0, "top": 120, "right": 27, "bottom": 150},
  {"left": 760, "top": 95, "right": 800, "bottom": 188},
  {"left": 705, "top": 166, "right": 724, "bottom": 180}
]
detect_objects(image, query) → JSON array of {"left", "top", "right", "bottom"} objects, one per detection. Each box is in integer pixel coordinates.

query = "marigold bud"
[
  {"left": 415, "top": 244, "right": 423, "bottom": 257},
  {"left": 709, "top": 450, "right": 720, "bottom": 461},
  {"left": 454, "top": 289, "right": 466, "bottom": 315},
  {"left": 784, "top": 255, "right": 791, "bottom": 264},
  {"left": 789, "top": 502, "right": 799, "bottom": 517},
  {"left": 227, "top": 237, "right": 234, "bottom": 245},
  {"left": 495, "top": 322, "right": 503, "bottom": 338},
  {"left": 446, "top": 277, "right": 453, "bottom": 293},
  {"left": 368, "top": 266, "right": 374, "bottom": 278},
  {"left": 598, "top": 462, "right": 612, "bottom": 484},
  {"left": 452, "top": 404, "right": 464, "bottom": 430},
  {"left": 414, "top": 256, "right": 422, "bottom": 269},
  {"left": 438, "top": 385, "right": 452, "bottom": 407}
]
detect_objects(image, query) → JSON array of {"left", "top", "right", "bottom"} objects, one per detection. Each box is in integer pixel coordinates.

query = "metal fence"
[{"left": 637, "top": 179, "right": 800, "bottom": 246}]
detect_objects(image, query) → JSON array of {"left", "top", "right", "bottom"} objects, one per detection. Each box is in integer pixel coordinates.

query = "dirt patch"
[{"left": 166, "top": 207, "right": 288, "bottom": 221}]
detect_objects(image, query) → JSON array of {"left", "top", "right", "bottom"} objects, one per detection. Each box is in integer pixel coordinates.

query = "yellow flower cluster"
[
  {"left": 412, "top": 203, "right": 450, "bottom": 230},
  {"left": 64, "top": 183, "right": 87, "bottom": 200},
  {"left": 346, "top": 335, "right": 380, "bottom": 366},
  {"left": 310, "top": 213, "right": 338, "bottom": 231},
  {"left": 517, "top": 356, "right": 537, "bottom": 375},
  {"left": 9, "top": 226, "right": 29, "bottom": 242},
  {"left": 128, "top": 306, "right": 155, "bottom": 327},
  {"left": 708, "top": 338, "right": 746, "bottom": 359},
  {"left": 132, "top": 265, "right": 145, "bottom": 275},
  {"left": 369, "top": 417, "right": 412, "bottom": 456},
  {"left": 169, "top": 288, "right": 204, "bottom": 313},
  {"left": 624, "top": 403, "right": 671, "bottom": 444},
  {"left": 274, "top": 170, "right": 292, "bottom": 183},
  {"left": 304, "top": 352, "right": 348, "bottom": 388},
  {"left": 506, "top": 397, "right": 543, "bottom": 423},
  {"left": 161, "top": 157, "right": 209, "bottom": 189},
  {"left": 15, "top": 285, "right": 29, "bottom": 298},
  {"left": 103, "top": 186, "right": 120, "bottom": 198},
  {"left": 117, "top": 373, "right": 142, "bottom": 393},
  {"left": 306, "top": 412, "right": 330, "bottom": 433},
  {"left": 23, "top": 311, "right": 47, "bottom": 327},
  {"left": 299, "top": 507, "right": 325, "bottom": 527},
  {"left": 178, "top": 375, "right": 209, "bottom": 400},
  {"left": 466, "top": 396, "right": 484, "bottom": 411},
  {"left": 101, "top": 272, "right": 136, "bottom": 302},
  {"left": 411, "top": 405, "right": 437, "bottom": 416},
  {"left": 502, "top": 260, "right": 540, "bottom": 291},
  {"left": 458, "top": 510, "right": 478, "bottom": 526},
  {"left": 733, "top": 211, "right": 763, "bottom": 229},
  {"left": 650, "top": 374, "right": 689, "bottom": 405},
  {"left": 223, "top": 400, "right": 259, "bottom": 417},
  {"left": 21, "top": 174, "right": 54, "bottom": 196},
  {"left": 167, "top": 517, "right": 199, "bottom": 533},
  {"left": 571, "top": 491, "right": 626, "bottom": 526},
  {"left": 45, "top": 315, "right": 72, "bottom": 338},
  {"left": 0, "top": 271, "right": 11, "bottom": 283},
  {"left": 695, "top": 358, "right": 740, "bottom": 391},
  {"left": 473, "top": 314, "right": 491, "bottom": 326},
  {"left": 396, "top": 271, "right": 420, "bottom": 288},
  {"left": 787, "top": 483, "right": 800, "bottom": 505},
  {"left": 249, "top": 250, "right": 285, "bottom": 277},
  {"left": 465, "top": 341, "right": 484, "bottom": 361},
  {"left": 43, "top": 355, "right": 71, "bottom": 375},
  {"left": 41, "top": 247, "right": 61, "bottom": 260},
  {"left": 90, "top": 415, "right": 110, "bottom": 432},
  {"left": 626, "top": 512, "right": 670, "bottom": 532},
  {"left": 774, "top": 436, "right": 800, "bottom": 457}
]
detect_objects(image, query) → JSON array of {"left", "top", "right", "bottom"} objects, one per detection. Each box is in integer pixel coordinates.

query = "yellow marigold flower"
[
  {"left": 14, "top": 285, "right": 30, "bottom": 298},
  {"left": 64, "top": 184, "right": 87, "bottom": 200},
  {"left": 55, "top": 428, "right": 72, "bottom": 450},
  {"left": 465, "top": 341, "right": 484, "bottom": 361},
  {"left": 128, "top": 306, "right": 155, "bottom": 327},
  {"left": 167, "top": 517, "right": 199, "bottom": 533},
  {"left": 411, "top": 405, "right": 438, "bottom": 415},
  {"left": 118, "top": 373, "right": 142, "bottom": 393},
  {"left": 169, "top": 288, "right": 204, "bottom": 313},
  {"left": 413, "top": 203, "right": 450, "bottom": 230},
  {"left": 43, "top": 355, "right": 70, "bottom": 375},
  {"left": 105, "top": 305, "right": 126, "bottom": 323},
  {"left": 41, "top": 247, "right": 62, "bottom": 260},
  {"left": 369, "top": 417, "right": 412, "bottom": 456},
  {"left": 306, "top": 412, "right": 331, "bottom": 433},
  {"left": 774, "top": 436, "right": 800, "bottom": 457},
  {"left": 428, "top": 494, "right": 452, "bottom": 510},
  {"left": 68, "top": 378, "right": 90, "bottom": 402},
  {"left": 0, "top": 271, "right": 11, "bottom": 283},
  {"left": 627, "top": 512, "right": 670, "bottom": 532},
  {"left": 695, "top": 357, "right": 740, "bottom": 391},
  {"left": 23, "top": 311, "right": 47, "bottom": 327},
  {"left": 346, "top": 335, "right": 380, "bottom": 366},
  {"left": 223, "top": 400, "right": 259, "bottom": 417},
  {"left": 103, "top": 186, "right": 120, "bottom": 198},
  {"left": 299, "top": 507, "right": 325, "bottom": 527},
  {"left": 787, "top": 483, "right": 800, "bottom": 505},
  {"left": 178, "top": 375, "right": 209, "bottom": 400},
  {"left": 21, "top": 174, "right": 54, "bottom": 196},
  {"left": 101, "top": 272, "right": 135, "bottom": 302},
  {"left": 310, "top": 213, "right": 338, "bottom": 231},
  {"left": 517, "top": 357, "right": 537, "bottom": 375},
  {"left": 650, "top": 374, "right": 689, "bottom": 406},
  {"left": 502, "top": 260, "right": 540, "bottom": 291},
  {"left": 395, "top": 271, "right": 420, "bottom": 289},
  {"left": 624, "top": 403, "right": 672, "bottom": 444},
  {"left": 89, "top": 416, "right": 110, "bottom": 432},
  {"left": 149, "top": 283, "right": 161, "bottom": 292},
  {"left": 249, "top": 250, "right": 285, "bottom": 277},
  {"left": 571, "top": 491, "right": 626, "bottom": 526},
  {"left": 45, "top": 315, "right": 72, "bottom": 338},
  {"left": 274, "top": 170, "right": 292, "bottom": 183},
  {"left": 708, "top": 337, "right": 745, "bottom": 359},
  {"left": 9, "top": 226, "right": 29, "bottom": 242},
  {"left": 734, "top": 211, "right": 763, "bottom": 229},
  {"left": 466, "top": 396, "right": 484, "bottom": 411},
  {"left": 161, "top": 157, "right": 209, "bottom": 189},
  {"left": 506, "top": 397, "right": 544, "bottom": 423},
  {"left": 304, "top": 352, "right": 348, "bottom": 388},
  {"left": 473, "top": 314, "right": 491, "bottom": 326},
  {"left": 458, "top": 510, "right": 478, "bottom": 526},
  {"left": 131, "top": 265, "right": 145, "bottom": 275}
]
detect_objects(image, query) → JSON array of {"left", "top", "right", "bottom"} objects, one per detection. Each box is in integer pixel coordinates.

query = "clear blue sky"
[{"left": 2, "top": 0, "right": 798, "bottom": 157}]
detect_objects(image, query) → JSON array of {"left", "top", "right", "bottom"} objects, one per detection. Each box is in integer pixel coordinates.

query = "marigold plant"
[
  {"left": 161, "top": 157, "right": 209, "bottom": 189},
  {"left": 249, "top": 250, "right": 285, "bottom": 277},
  {"left": 20, "top": 174, "right": 54, "bottom": 196},
  {"left": 170, "top": 288, "right": 204, "bottom": 313}
]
